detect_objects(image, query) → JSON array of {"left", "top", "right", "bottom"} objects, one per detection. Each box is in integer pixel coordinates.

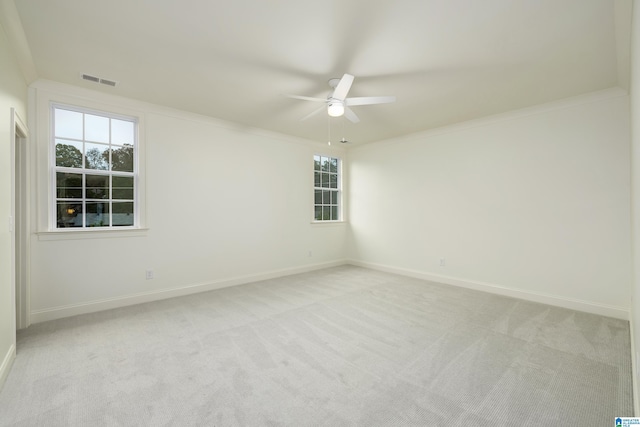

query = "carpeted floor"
[{"left": 0, "top": 265, "right": 633, "bottom": 426}]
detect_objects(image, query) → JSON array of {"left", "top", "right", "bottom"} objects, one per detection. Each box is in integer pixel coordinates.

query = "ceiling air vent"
[
  {"left": 81, "top": 73, "right": 100, "bottom": 83},
  {"left": 99, "top": 78, "right": 117, "bottom": 87},
  {"left": 81, "top": 73, "right": 118, "bottom": 87}
]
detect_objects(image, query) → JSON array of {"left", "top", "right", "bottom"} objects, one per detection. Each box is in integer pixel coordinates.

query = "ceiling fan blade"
[
  {"left": 345, "top": 96, "right": 396, "bottom": 106},
  {"left": 344, "top": 107, "right": 360, "bottom": 123},
  {"left": 285, "top": 94, "right": 327, "bottom": 103},
  {"left": 332, "top": 74, "right": 354, "bottom": 101},
  {"left": 300, "top": 106, "right": 326, "bottom": 121}
]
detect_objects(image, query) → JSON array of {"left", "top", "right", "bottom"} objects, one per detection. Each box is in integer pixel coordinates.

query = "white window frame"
[
  {"left": 313, "top": 154, "right": 342, "bottom": 222},
  {"left": 49, "top": 103, "right": 140, "bottom": 230}
]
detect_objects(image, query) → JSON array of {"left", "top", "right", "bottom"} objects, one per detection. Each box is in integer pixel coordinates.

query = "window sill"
[
  {"left": 37, "top": 227, "right": 149, "bottom": 241},
  {"left": 310, "top": 221, "right": 347, "bottom": 226}
]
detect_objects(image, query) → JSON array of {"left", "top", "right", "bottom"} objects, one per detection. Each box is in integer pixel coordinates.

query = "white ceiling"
[{"left": 9, "top": 0, "right": 632, "bottom": 145}]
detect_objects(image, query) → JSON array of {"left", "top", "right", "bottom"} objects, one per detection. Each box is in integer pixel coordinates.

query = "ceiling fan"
[{"left": 287, "top": 73, "right": 396, "bottom": 123}]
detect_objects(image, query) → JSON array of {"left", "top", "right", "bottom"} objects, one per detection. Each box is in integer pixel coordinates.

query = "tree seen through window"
[
  {"left": 313, "top": 155, "right": 340, "bottom": 221},
  {"left": 53, "top": 105, "right": 137, "bottom": 229}
]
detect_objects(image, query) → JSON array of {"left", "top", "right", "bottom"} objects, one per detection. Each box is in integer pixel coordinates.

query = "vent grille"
[
  {"left": 81, "top": 73, "right": 118, "bottom": 87},
  {"left": 81, "top": 74, "right": 99, "bottom": 83},
  {"left": 99, "top": 78, "right": 117, "bottom": 87}
]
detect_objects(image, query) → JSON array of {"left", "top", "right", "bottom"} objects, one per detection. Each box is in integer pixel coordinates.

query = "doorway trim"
[{"left": 11, "top": 108, "right": 30, "bottom": 330}]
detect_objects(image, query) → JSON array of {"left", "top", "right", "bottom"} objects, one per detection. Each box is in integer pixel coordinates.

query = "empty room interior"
[{"left": 2, "top": 0, "right": 640, "bottom": 425}]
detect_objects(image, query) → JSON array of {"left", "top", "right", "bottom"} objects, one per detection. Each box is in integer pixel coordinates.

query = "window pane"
[
  {"left": 85, "top": 114, "right": 109, "bottom": 143},
  {"left": 86, "top": 202, "right": 110, "bottom": 227},
  {"left": 57, "top": 202, "right": 82, "bottom": 228},
  {"left": 56, "top": 172, "right": 82, "bottom": 198},
  {"left": 321, "top": 172, "right": 330, "bottom": 188},
  {"left": 85, "top": 174, "right": 109, "bottom": 199},
  {"left": 85, "top": 143, "right": 110, "bottom": 170},
  {"left": 113, "top": 176, "right": 134, "bottom": 200},
  {"left": 329, "top": 173, "right": 337, "bottom": 188},
  {"left": 112, "top": 202, "right": 134, "bottom": 226},
  {"left": 312, "top": 155, "right": 340, "bottom": 221},
  {"left": 322, "top": 206, "right": 331, "bottom": 220},
  {"left": 321, "top": 157, "right": 330, "bottom": 172},
  {"left": 111, "top": 119, "right": 134, "bottom": 145},
  {"left": 111, "top": 144, "right": 134, "bottom": 172},
  {"left": 55, "top": 140, "right": 83, "bottom": 168},
  {"left": 55, "top": 109, "right": 83, "bottom": 140},
  {"left": 53, "top": 106, "right": 137, "bottom": 229}
]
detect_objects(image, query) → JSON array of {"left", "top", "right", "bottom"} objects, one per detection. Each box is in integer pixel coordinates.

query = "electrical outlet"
[
  {"left": 439, "top": 258, "right": 446, "bottom": 267},
  {"left": 145, "top": 270, "right": 154, "bottom": 280}
]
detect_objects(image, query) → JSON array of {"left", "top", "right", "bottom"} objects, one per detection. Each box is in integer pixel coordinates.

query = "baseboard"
[
  {"left": 30, "top": 259, "right": 348, "bottom": 324},
  {"left": 30, "top": 257, "right": 629, "bottom": 322},
  {"left": 347, "top": 259, "right": 629, "bottom": 320},
  {"left": 0, "top": 344, "right": 16, "bottom": 393},
  {"left": 631, "top": 310, "right": 639, "bottom": 416}
]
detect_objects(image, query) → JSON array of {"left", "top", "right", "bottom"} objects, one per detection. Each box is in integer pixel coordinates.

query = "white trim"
[
  {"left": 313, "top": 154, "right": 343, "bottom": 222},
  {"left": 12, "top": 108, "right": 28, "bottom": 138},
  {"left": 32, "top": 85, "right": 148, "bottom": 233},
  {"left": 10, "top": 108, "right": 30, "bottom": 330},
  {"left": 49, "top": 103, "right": 139, "bottom": 230},
  {"left": 30, "top": 259, "right": 631, "bottom": 323},
  {"left": 37, "top": 227, "right": 148, "bottom": 241},
  {"left": 347, "top": 259, "right": 630, "bottom": 320},
  {"left": 0, "top": 344, "right": 16, "bottom": 392},
  {"left": 30, "top": 259, "right": 630, "bottom": 323},
  {"left": 348, "top": 87, "right": 630, "bottom": 151},
  {"left": 31, "top": 79, "right": 349, "bottom": 151},
  {"left": 30, "top": 260, "right": 348, "bottom": 323},
  {"left": 631, "top": 309, "right": 639, "bottom": 415},
  {"left": 310, "top": 221, "right": 347, "bottom": 226}
]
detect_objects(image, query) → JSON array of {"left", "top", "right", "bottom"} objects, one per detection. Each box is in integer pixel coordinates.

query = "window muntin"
[
  {"left": 52, "top": 105, "right": 137, "bottom": 229},
  {"left": 313, "top": 155, "right": 341, "bottom": 221}
]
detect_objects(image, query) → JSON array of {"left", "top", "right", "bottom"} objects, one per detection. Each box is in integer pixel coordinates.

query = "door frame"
[{"left": 10, "top": 108, "right": 30, "bottom": 331}]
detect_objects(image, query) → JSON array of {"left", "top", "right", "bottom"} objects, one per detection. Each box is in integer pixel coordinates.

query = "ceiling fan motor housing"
[
  {"left": 327, "top": 99, "right": 345, "bottom": 117},
  {"left": 287, "top": 73, "right": 395, "bottom": 123}
]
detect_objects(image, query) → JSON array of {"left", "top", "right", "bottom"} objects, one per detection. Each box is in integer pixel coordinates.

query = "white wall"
[
  {"left": 28, "top": 80, "right": 347, "bottom": 322},
  {"left": 0, "top": 20, "right": 28, "bottom": 386},
  {"left": 348, "top": 89, "right": 631, "bottom": 318}
]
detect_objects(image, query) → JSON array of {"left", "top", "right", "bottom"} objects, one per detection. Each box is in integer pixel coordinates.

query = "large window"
[
  {"left": 314, "top": 155, "right": 341, "bottom": 221},
  {"left": 52, "top": 104, "right": 137, "bottom": 229}
]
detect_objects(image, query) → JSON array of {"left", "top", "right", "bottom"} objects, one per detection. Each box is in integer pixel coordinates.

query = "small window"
[
  {"left": 52, "top": 104, "right": 137, "bottom": 229},
  {"left": 313, "top": 155, "right": 341, "bottom": 221}
]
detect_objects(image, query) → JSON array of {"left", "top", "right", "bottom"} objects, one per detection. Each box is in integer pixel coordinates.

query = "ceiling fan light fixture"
[
  {"left": 327, "top": 101, "right": 344, "bottom": 117},
  {"left": 287, "top": 73, "right": 394, "bottom": 123}
]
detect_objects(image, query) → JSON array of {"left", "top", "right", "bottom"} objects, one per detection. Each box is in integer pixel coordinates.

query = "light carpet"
[{"left": 0, "top": 265, "right": 633, "bottom": 426}]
